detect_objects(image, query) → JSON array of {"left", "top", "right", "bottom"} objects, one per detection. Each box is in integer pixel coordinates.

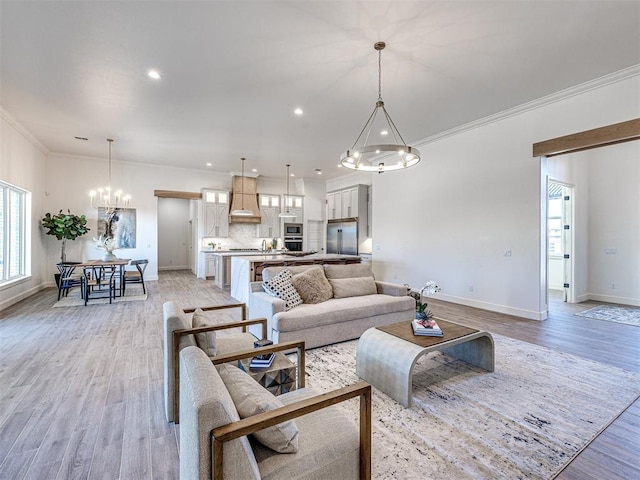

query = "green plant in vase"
[{"left": 41, "top": 209, "right": 90, "bottom": 263}]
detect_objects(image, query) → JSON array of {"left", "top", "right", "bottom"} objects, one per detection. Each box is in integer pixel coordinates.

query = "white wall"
[
  {"left": 372, "top": 73, "right": 640, "bottom": 319},
  {"left": 586, "top": 142, "right": 639, "bottom": 305},
  {"left": 0, "top": 111, "right": 48, "bottom": 309}
]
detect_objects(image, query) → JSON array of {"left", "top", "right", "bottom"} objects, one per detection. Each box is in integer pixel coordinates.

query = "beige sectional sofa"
[{"left": 249, "top": 263, "right": 415, "bottom": 349}]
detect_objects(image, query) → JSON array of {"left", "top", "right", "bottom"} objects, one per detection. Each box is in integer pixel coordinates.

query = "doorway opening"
[{"left": 547, "top": 180, "right": 575, "bottom": 304}]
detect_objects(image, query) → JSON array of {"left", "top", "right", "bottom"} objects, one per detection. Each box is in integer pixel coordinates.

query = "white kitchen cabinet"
[
  {"left": 205, "top": 253, "right": 217, "bottom": 278},
  {"left": 202, "top": 189, "right": 229, "bottom": 238},
  {"left": 327, "top": 185, "right": 367, "bottom": 221},
  {"left": 283, "top": 195, "right": 304, "bottom": 223},
  {"left": 257, "top": 194, "right": 281, "bottom": 238}
]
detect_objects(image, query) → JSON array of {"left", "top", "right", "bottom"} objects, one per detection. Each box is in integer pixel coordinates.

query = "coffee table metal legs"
[{"left": 356, "top": 327, "right": 494, "bottom": 407}]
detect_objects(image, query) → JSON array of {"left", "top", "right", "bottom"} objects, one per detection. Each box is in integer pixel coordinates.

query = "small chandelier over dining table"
[
  {"left": 89, "top": 138, "right": 131, "bottom": 214},
  {"left": 340, "top": 41, "right": 421, "bottom": 173}
]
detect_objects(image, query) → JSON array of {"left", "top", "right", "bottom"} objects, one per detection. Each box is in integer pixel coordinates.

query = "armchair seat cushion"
[{"left": 252, "top": 388, "right": 360, "bottom": 480}]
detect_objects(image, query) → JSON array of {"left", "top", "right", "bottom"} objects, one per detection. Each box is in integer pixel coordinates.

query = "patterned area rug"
[
  {"left": 53, "top": 285, "right": 147, "bottom": 307},
  {"left": 574, "top": 304, "right": 640, "bottom": 327},
  {"left": 302, "top": 335, "right": 640, "bottom": 479}
]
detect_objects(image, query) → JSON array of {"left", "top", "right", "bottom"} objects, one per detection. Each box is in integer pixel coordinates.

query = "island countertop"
[{"left": 229, "top": 253, "right": 362, "bottom": 303}]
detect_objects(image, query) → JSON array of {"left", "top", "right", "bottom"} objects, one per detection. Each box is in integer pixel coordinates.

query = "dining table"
[{"left": 73, "top": 258, "right": 131, "bottom": 298}]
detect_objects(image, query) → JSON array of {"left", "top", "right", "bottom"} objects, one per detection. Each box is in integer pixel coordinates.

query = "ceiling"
[{"left": 1, "top": 1, "right": 639, "bottom": 180}]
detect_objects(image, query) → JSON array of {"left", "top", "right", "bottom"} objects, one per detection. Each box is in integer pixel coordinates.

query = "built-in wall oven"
[
  {"left": 283, "top": 236, "right": 303, "bottom": 252},
  {"left": 283, "top": 223, "right": 303, "bottom": 251}
]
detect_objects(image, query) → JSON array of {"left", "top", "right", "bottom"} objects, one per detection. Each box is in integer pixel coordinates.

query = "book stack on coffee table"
[{"left": 411, "top": 318, "right": 444, "bottom": 337}]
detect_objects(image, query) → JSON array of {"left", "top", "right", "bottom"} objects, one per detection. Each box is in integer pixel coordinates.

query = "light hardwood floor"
[{"left": 0, "top": 271, "right": 638, "bottom": 479}]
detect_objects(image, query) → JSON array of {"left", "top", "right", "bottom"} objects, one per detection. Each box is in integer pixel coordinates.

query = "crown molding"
[
  {"left": 415, "top": 64, "right": 640, "bottom": 147},
  {"left": 0, "top": 105, "right": 50, "bottom": 154}
]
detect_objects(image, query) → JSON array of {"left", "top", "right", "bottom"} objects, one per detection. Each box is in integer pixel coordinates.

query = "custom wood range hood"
[{"left": 229, "top": 175, "right": 261, "bottom": 223}]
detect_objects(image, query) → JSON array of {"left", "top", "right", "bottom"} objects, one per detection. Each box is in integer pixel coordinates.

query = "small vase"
[
  {"left": 102, "top": 252, "right": 118, "bottom": 262},
  {"left": 415, "top": 312, "right": 427, "bottom": 321}
]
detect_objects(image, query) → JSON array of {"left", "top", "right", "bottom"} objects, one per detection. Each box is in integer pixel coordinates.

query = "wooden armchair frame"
[
  {"left": 210, "top": 378, "right": 372, "bottom": 480},
  {"left": 172, "top": 303, "right": 268, "bottom": 424}
]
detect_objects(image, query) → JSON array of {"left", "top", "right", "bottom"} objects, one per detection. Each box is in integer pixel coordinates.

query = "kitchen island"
[
  {"left": 230, "top": 253, "right": 362, "bottom": 304},
  {"left": 205, "top": 251, "right": 283, "bottom": 287}
]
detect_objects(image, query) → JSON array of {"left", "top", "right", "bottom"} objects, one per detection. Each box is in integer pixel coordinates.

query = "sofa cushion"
[
  {"left": 329, "top": 276, "right": 377, "bottom": 299},
  {"left": 262, "top": 269, "right": 303, "bottom": 311},
  {"left": 323, "top": 263, "right": 374, "bottom": 280},
  {"left": 291, "top": 267, "right": 333, "bottom": 304},
  {"left": 272, "top": 294, "right": 416, "bottom": 333},
  {"left": 218, "top": 364, "right": 299, "bottom": 453}
]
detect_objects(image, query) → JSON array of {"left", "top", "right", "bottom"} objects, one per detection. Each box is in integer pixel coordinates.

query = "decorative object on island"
[
  {"left": 41, "top": 209, "right": 90, "bottom": 263},
  {"left": 208, "top": 242, "right": 216, "bottom": 250},
  {"left": 278, "top": 164, "right": 297, "bottom": 218},
  {"left": 230, "top": 157, "right": 253, "bottom": 216},
  {"left": 406, "top": 281, "right": 441, "bottom": 320},
  {"left": 89, "top": 139, "right": 131, "bottom": 214},
  {"left": 271, "top": 237, "right": 278, "bottom": 250},
  {"left": 340, "top": 41, "right": 421, "bottom": 173}
]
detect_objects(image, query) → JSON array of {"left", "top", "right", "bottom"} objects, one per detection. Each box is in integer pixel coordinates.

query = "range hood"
[{"left": 229, "top": 175, "right": 261, "bottom": 223}]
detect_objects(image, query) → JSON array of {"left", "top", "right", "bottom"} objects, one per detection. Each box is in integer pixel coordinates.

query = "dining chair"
[
  {"left": 124, "top": 259, "right": 149, "bottom": 295},
  {"left": 56, "top": 262, "right": 83, "bottom": 300},
  {"left": 82, "top": 265, "right": 117, "bottom": 305}
]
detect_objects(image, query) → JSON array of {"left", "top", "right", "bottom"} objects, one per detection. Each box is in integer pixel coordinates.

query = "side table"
[{"left": 238, "top": 352, "right": 297, "bottom": 396}]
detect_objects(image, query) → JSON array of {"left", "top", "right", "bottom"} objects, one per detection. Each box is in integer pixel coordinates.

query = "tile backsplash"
[{"left": 202, "top": 224, "right": 279, "bottom": 250}]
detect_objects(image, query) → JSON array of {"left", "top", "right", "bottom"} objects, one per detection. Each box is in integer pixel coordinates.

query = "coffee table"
[{"left": 356, "top": 319, "right": 494, "bottom": 407}]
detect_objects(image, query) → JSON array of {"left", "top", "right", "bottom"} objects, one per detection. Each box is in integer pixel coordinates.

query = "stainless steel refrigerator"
[{"left": 327, "top": 219, "right": 358, "bottom": 255}]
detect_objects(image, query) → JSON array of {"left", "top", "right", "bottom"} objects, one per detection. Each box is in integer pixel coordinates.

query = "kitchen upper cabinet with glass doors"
[
  {"left": 203, "top": 189, "right": 230, "bottom": 238},
  {"left": 257, "top": 194, "right": 281, "bottom": 238}
]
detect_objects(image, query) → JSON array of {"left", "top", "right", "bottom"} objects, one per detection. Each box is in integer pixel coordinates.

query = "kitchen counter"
[{"left": 230, "top": 253, "right": 362, "bottom": 304}]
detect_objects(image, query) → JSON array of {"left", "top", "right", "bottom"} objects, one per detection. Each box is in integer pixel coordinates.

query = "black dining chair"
[
  {"left": 123, "top": 259, "right": 149, "bottom": 295},
  {"left": 56, "top": 262, "right": 83, "bottom": 300},
  {"left": 82, "top": 265, "right": 117, "bottom": 305}
]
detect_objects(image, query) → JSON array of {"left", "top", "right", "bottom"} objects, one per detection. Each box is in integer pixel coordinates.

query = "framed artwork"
[{"left": 98, "top": 207, "right": 137, "bottom": 249}]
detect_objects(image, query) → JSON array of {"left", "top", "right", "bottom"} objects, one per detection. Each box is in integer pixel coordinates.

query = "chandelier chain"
[{"left": 378, "top": 48, "right": 382, "bottom": 101}]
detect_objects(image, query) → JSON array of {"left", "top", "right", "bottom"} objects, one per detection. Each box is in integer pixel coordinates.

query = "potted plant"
[
  {"left": 42, "top": 209, "right": 90, "bottom": 263},
  {"left": 405, "top": 281, "right": 441, "bottom": 320}
]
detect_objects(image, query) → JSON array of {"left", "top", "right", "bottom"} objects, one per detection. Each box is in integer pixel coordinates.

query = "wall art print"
[{"left": 98, "top": 207, "right": 136, "bottom": 249}]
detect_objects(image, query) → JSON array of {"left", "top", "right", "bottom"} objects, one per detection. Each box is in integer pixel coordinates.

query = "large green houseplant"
[{"left": 42, "top": 209, "right": 90, "bottom": 263}]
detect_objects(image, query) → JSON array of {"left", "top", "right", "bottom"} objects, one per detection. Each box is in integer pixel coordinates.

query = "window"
[
  {"left": 0, "top": 180, "right": 29, "bottom": 283},
  {"left": 547, "top": 196, "right": 562, "bottom": 256}
]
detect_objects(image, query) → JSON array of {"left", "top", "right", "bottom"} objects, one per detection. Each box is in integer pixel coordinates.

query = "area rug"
[
  {"left": 574, "top": 304, "right": 640, "bottom": 327},
  {"left": 53, "top": 285, "right": 147, "bottom": 307},
  {"left": 302, "top": 335, "right": 640, "bottom": 479}
]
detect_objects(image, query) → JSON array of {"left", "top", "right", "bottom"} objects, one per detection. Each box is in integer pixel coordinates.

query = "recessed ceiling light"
[
  {"left": 315, "top": 169, "right": 322, "bottom": 175},
  {"left": 337, "top": 164, "right": 343, "bottom": 168},
  {"left": 294, "top": 108, "right": 303, "bottom": 115},
  {"left": 380, "top": 130, "right": 388, "bottom": 136},
  {"left": 148, "top": 69, "right": 161, "bottom": 80},
  {"left": 206, "top": 162, "right": 212, "bottom": 167},
  {"left": 251, "top": 168, "right": 258, "bottom": 172},
  {"left": 290, "top": 173, "right": 295, "bottom": 177}
]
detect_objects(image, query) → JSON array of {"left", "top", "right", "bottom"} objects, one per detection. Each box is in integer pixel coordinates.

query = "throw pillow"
[
  {"left": 291, "top": 267, "right": 333, "bottom": 304},
  {"left": 329, "top": 276, "right": 377, "bottom": 299},
  {"left": 262, "top": 269, "right": 303, "bottom": 311},
  {"left": 191, "top": 308, "right": 218, "bottom": 356},
  {"left": 217, "top": 364, "right": 299, "bottom": 453}
]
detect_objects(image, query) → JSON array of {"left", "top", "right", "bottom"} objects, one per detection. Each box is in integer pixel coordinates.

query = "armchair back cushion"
[
  {"left": 218, "top": 364, "right": 299, "bottom": 453},
  {"left": 180, "top": 347, "right": 261, "bottom": 480}
]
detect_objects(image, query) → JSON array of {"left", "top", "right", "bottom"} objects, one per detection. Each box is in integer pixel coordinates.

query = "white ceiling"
[{"left": 1, "top": 1, "right": 639, "bottom": 180}]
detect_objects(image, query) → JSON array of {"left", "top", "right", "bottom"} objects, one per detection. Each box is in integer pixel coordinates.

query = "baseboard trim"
[
  {"left": 587, "top": 293, "right": 640, "bottom": 307},
  {"left": 0, "top": 283, "right": 50, "bottom": 311},
  {"left": 435, "top": 294, "right": 547, "bottom": 321}
]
